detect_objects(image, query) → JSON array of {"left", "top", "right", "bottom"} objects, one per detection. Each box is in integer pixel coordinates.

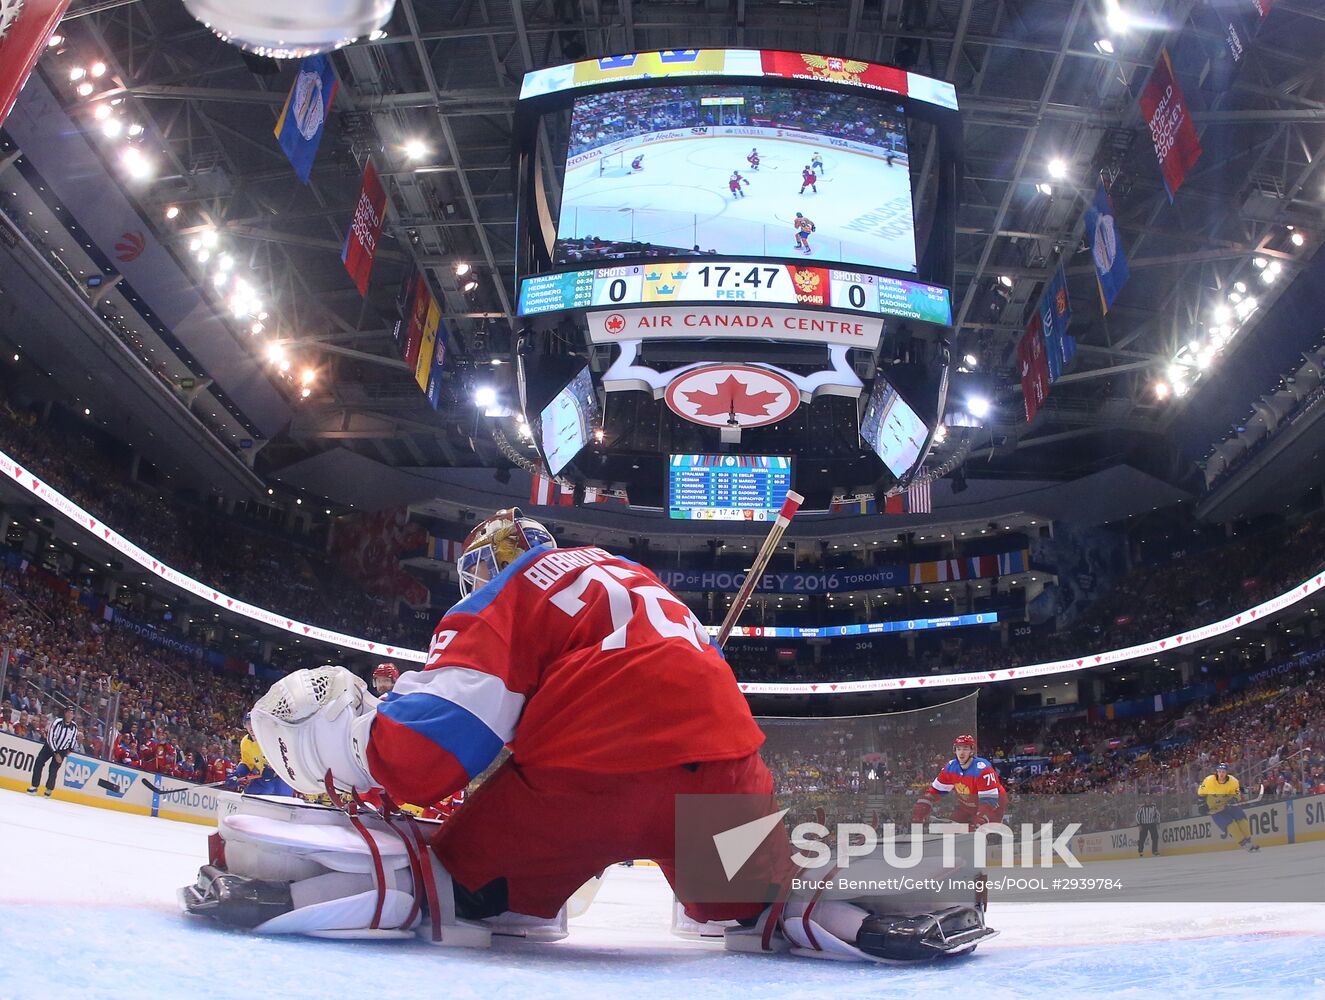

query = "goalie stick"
[{"left": 715, "top": 490, "right": 805, "bottom": 649}]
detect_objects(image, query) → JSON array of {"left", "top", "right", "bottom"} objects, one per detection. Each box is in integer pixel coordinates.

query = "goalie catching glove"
[{"left": 249, "top": 665, "right": 380, "bottom": 795}]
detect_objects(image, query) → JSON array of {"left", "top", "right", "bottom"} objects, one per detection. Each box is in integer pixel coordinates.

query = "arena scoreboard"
[
  {"left": 668, "top": 454, "right": 793, "bottom": 520},
  {"left": 518, "top": 261, "right": 952, "bottom": 326}
]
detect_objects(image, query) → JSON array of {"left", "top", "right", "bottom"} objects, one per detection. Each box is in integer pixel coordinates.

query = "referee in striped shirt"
[
  {"left": 1136, "top": 801, "right": 1161, "bottom": 857},
  {"left": 27, "top": 706, "right": 79, "bottom": 797}
]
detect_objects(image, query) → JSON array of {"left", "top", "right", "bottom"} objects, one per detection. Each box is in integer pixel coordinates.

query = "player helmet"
[
  {"left": 953, "top": 734, "right": 976, "bottom": 750},
  {"left": 457, "top": 507, "right": 557, "bottom": 596},
  {"left": 1216, "top": 762, "right": 1228, "bottom": 771},
  {"left": 372, "top": 662, "right": 399, "bottom": 682}
]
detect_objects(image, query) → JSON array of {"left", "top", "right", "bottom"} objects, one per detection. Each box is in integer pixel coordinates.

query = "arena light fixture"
[
  {"left": 1047, "top": 157, "right": 1069, "bottom": 179},
  {"left": 127, "top": 123, "right": 145, "bottom": 138},
  {"left": 69, "top": 66, "right": 86, "bottom": 82},
  {"left": 165, "top": 205, "right": 180, "bottom": 220},
  {"left": 1035, "top": 181, "right": 1053, "bottom": 196},
  {"left": 93, "top": 104, "right": 112, "bottom": 120},
  {"left": 1212, "top": 303, "right": 1232, "bottom": 324},
  {"left": 76, "top": 81, "right": 95, "bottom": 97},
  {"left": 1291, "top": 231, "right": 1306, "bottom": 247},
  {"left": 91, "top": 61, "right": 107, "bottom": 78},
  {"left": 1104, "top": 0, "right": 1134, "bottom": 33},
  {"left": 463, "top": 279, "right": 479, "bottom": 293},
  {"left": 119, "top": 146, "right": 154, "bottom": 179},
  {"left": 966, "top": 395, "right": 991, "bottom": 419},
  {"left": 963, "top": 353, "right": 978, "bottom": 367},
  {"left": 403, "top": 138, "right": 428, "bottom": 160},
  {"left": 473, "top": 386, "right": 498, "bottom": 408},
  {"left": 454, "top": 262, "right": 471, "bottom": 277},
  {"left": 48, "top": 33, "right": 65, "bottom": 47},
  {"left": 1093, "top": 38, "right": 1115, "bottom": 54},
  {"left": 301, "top": 368, "right": 316, "bottom": 386},
  {"left": 101, "top": 119, "right": 123, "bottom": 138},
  {"left": 265, "top": 344, "right": 285, "bottom": 365},
  {"left": 1252, "top": 256, "right": 1268, "bottom": 269},
  {"left": 997, "top": 275, "right": 1014, "bottom": 288}
]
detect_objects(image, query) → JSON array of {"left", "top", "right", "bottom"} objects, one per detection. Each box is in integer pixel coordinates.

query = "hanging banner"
[
  {"left": 1039, "top": 261, "right": 1074, "bottom": 382},
  {"left": 414, "top": 297, "right": 441, "bottom": 392},
  {"left": 1083, "top": 183, "right": 1130, "bottom": 314},
  {"left": 0, "top": 1, "right": 71, "bottom": 130},
  {"left": 1139, "top": 49, "right": 1202, "bottom": 202},
  {"left": 1018, "top": 313, "right": 1051, "bottom": 423},
  {"left": 425, "top": 315, "right": 447, "bottom": 409},
  {"left": 341, "top": 159, "right": 387, "bottom": 296},
  {"left": 274, "top": 54, "right": 338, "bottom": 183}
]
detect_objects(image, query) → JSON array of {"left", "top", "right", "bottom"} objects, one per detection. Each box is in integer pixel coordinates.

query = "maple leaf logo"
[
  {"left": 603, "top": 313, "right": 626, "bottom": 335},
  {"left": 682, "top": 375, "right": 782, "bottom": 419}
]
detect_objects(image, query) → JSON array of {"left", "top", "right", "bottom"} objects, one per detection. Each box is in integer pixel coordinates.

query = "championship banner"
[
  {"left": 341, "top": 159, "right": 387, "bottom": 296},
  {"left": 1083, "top": 182, "right": 1130, "bottom": 314},
  {"left": 1139, "top": 49, "right": 1202, "bottom": 202},
  {"left": 424, "top": 315, "right": 447, "bottom": 409},
  {"left": 400, "top": 273, "right": 431, "bottom": 368},
  {"left": 414, "top": 297, "right": 441, "bottom": 392},
  {"left": 274, "top": 54, "right": 338, "bottom": 183},
  {"left": 0, "top": 0, "right": 71, "bottom": 130},
  {"left": 1038, "top": 261, "right": 1074, "bottom": 383},
  {"left": 1017, "top": 314, "right": 1051, "bottom": 423}
]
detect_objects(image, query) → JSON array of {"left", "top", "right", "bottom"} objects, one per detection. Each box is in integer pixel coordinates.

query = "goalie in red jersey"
[
  {"left": 182, "top": 510, "right": 994, "bottom": 963},
  {"left": 911, "top": 734, "right": 1007, "bottom": 830}
]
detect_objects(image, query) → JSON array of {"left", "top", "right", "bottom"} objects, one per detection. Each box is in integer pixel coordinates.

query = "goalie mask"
[{"left": 457, "top": 508, "right": 556, "bottom": 597}]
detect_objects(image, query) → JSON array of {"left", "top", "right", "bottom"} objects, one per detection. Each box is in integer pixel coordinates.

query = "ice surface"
[
  {"left": 2, "top": 789, "right": 1323, "bottom": 1000},
  {"left": 559, "top": 136, "right": 917, "bottom": 272}
]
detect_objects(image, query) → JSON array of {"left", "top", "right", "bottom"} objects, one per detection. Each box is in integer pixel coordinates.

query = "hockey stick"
[
  {"left": 138, "top": 777, "right": 228, "bottom": 797},
  {"left": 715, "top": 490, "right": 804, "bottom": 649}
]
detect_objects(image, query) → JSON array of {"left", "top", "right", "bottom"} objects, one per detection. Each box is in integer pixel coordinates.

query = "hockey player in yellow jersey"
[{"left": 1197, "top": 763, "right": 1259, "bottom": 852}]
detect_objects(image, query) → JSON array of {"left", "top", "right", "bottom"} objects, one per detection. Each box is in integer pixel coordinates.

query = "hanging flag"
[
  {"left": 425, "top": 316, "right": 447, "bottom": 410},
  {"left": 396, "top": 273, "right": 431, "bottom": 368},
  {"left": 428, "top": 537, "right": 463, "bottom": 563},
  {"left": 1039, "top": 261, "right": 1074, "bottom": 382},
  {"left": 583, "top": 487, "right": 629, "bottom": 506},
  {"left": 530, "top": 470, "right": 574, "bottom": 507},
  {"left": 274, "top": 54, "right": 338, "bottom": 183},
  {"left": 829, "top": 494, "right": 878, "bottom": 515},
  {"left": 907, "top": 476, "right": 931, "bottom": 514},
  {"left": 1084, "top": 182, "right": 1130, "bottom": 314},
  {"left": 883, "top": 493, "right": 905, "bottom": 515},
  {"left": 0, "top": 1, "right": 72, "bottom": 130},
  {"left": 1018, "top": 313, "right": 1051, "bottom": 423},
  {"left": 1139, "top": 49, "right": 1202, "bottom": 202},
  {"left": 341, "top": 159, "right": 388, "bottom": 296}
]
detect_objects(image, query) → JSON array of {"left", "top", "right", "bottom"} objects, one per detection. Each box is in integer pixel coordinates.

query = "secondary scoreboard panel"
[
  {"left": 668, "top": 454, "right": 793, "bottom": 520},
  {"left": 519, "top": 261, "right": 952, "bottom": 326}
]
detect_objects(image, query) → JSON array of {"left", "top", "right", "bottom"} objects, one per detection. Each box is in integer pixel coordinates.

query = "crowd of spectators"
[
  {"left": 0, "top": 390, "right": 422, "bottom": 646},
  {"left": 1, "top": 562, "right": 257, "bottom": 781}
]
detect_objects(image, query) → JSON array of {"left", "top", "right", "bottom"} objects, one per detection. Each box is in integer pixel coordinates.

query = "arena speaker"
[{"left": 181, "top": 0, "right": 395, "bottom": 58}]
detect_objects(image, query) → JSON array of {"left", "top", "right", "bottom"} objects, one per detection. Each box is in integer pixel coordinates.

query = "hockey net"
[{"left": 755, "top": 692, "right": 979, "bottom": 829}]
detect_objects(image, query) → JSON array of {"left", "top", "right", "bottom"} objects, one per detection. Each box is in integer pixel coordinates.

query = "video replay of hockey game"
[{"left": 555, "top": 84, "right": 916, "bottom": 272}]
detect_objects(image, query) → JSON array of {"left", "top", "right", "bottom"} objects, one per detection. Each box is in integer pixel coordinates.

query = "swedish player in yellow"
[{"left": 1197, "top": 763, "right": 1259, "bottom": 852}]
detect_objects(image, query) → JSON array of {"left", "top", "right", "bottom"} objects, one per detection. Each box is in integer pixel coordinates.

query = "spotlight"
[
  {"left": 966, "top": 396, "right": 991, "bottom": 419},
  {"left": 403, "top": 138, "right": 428, "bottom": 160},
  {"left": 1212, "top": 303, "right": 1232, "bottom": 324},
  {"left": 997, "top": 275, "right": 1014, "bottom": 288},
  {"left": 200, "top": 229, "right": 219, "bottom": 248},
  {"left": 300, "top": 368, "right": 316, "bottom": 386},
  {"left": 196, "top": 248, "right": 210, "bottom": 263},
  {"left": 91, "top": 62, "right": 107, "bottom": 78},
  {"left": 101, "top": 119, "right": 123, "bottom": 138},
  {"left": 1093, "top": 38, "right": 1115, "bottom": 54},
  {"left": 301, "top": 387, "right": 312, "bottom": 398},
  {"left": 127, "top": 123, "right": 145, "bottom": 138},
  {"left": 165, "top": 205, "right": 180, "bottom": 220},
  {"left": 218, "top": 254, "right": 233, "bottom": 271},
  {"left": 454, "top": 262, "right": 471, "bottom": 277},
  {"left": 1291, "top": 231, "right": 1306, "bottom": 247},
  {"left": 250, "top": 321, "right": 263, "bottom": 335},
  {"left": 1104, "top": 0, "right": 1133, "bottom": 34},
  {"left": 279, "top": 359, "right": 290, "bottom": 373},
  {"left": 48, "top": 34, "right": 65, "bottom": 47},
  {"left": 1252, "top": 257, "right": 1267, "bottom": 269},
  {"left": 1048, "top": 157, "right": 1068, "bottom": 179},
  {"left": 212, "top": 272, "right": 229, "bottom": 289},
  {"left": 265, "top": 344, "right": 285, "bottom": 364},
  {"left": 1035, "top": 182, "right": 1053, "bottom": 196},
  {"left": 69, "top": 67, "right": 86, "bottom": 82},
  {"left": 963, "top": 353, "right": 978, "bottom": 368},
  {"left": 462, "top": 279, "right": 479, "bottom": 293},
  {"left": 593, "top": 428, "right": 605, "bottom": 443},
  {"left": 473, "top": 386, "right": 497, "bottom": 408},
  {"left": 93, "top": 104, "right": 112, "bottom": 120},
  {"left": 83, "top": 407, "right": 91, "bottom": 416},
  {"left": 76, "top": 81, "right": 94, "bottom": 97},
  {"left": 1233, "top": 281, "right": 1246, "bottom": 293},
  {"left": 119, "top": 146, "right": 154, "bottom": 179}
]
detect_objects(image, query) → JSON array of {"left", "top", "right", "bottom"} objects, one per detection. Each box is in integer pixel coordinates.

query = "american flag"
[
  {"left": 530, "top": 470, "right": 574, "bottom": 506},
  {"left": 907, "top": 474, "right": 932, "bottom": 514}
]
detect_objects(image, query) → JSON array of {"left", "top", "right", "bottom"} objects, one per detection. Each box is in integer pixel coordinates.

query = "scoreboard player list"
[{"left": 668, "top": 455, "right": 793, "bottom": 520}]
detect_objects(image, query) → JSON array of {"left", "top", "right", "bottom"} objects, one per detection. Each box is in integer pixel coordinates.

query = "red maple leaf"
[{"left": 682, "top": 375, "right": 782, "bottom": 418}]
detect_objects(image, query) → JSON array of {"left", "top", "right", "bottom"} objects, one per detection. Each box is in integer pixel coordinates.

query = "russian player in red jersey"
[
  {"left": 372, "top": 661, "right": 400, "bottom": 696},
  {"left": 183, "top": 510, "right": 994, "bottom": 962},
  {"left": 911, "top": 734, "right": 1007, "bottom": 830}
]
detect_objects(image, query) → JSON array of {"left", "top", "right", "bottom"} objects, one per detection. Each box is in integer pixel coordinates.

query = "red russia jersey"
[
  {"left": 155, "top": 742, "right": 177, "bottom": 773},
  {"left": 368, "top": 546, "right": 764, "bottom": 807},
  {"left": 206, "top": 756, "right": 230, "bottom": 783},
  {"left": 924, "top": 755, "right": 1007, "bottom": 815},
  {"left": 113, "top": 735, "right": 138, "bottom": 765}
]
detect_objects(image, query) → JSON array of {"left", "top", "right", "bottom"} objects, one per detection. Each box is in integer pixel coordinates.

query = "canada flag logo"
[{"left": 664, "top": 364, "right": 800, "bottom": 429}]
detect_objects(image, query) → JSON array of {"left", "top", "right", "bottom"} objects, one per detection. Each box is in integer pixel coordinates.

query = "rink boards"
[
  {"left": 0, "top": 730, "right": 218, "bottom": 825},
  {"left": 1064, "top": 792, "right": 1325, "bottom": 863}
]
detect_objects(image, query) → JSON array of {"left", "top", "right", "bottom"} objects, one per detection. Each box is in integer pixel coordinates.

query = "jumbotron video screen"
[{"left": 556, "top": 84, "right": 915, "bottom": 272}]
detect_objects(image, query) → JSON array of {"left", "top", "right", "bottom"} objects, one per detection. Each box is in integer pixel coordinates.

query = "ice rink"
[
  {"left": 3, "top": 789, "right": 1323, "bottom": 999},
  {"left": 558, "top": 136, "right": 917, "bottom": 271}
]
